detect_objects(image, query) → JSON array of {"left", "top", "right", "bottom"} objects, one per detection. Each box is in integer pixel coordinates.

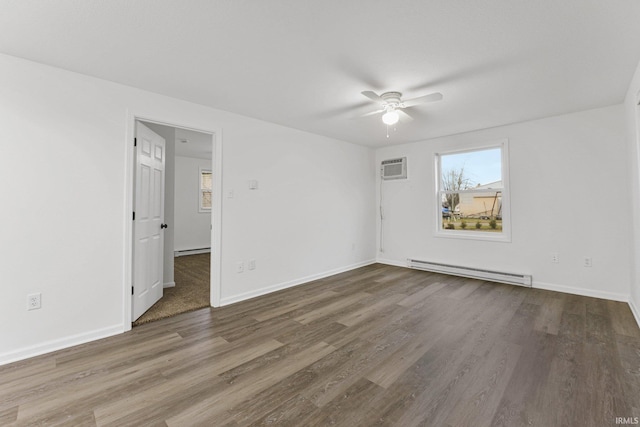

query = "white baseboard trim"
[
  {"left": 376, "top": 258, "right": 408, "bottom": 268},
  {"left": 629, "top": 298, "right": 640, "bottom": 329},
  {"left": 220, "top": 259, "right": 376, "bottom": 306},
  {"left": 163, "top": 281, "right": 176, "bottom": 288},
  {"left": 532, "top": 281, "right": 628, "bottom": 302},
  {"left": 0, "top": 324, "right": 124, "bottom": 367}
]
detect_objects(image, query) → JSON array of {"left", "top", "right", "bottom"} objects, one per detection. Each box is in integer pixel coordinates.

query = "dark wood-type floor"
[{"left": 1, "top": 264, "right": 639, "bottom": 426}]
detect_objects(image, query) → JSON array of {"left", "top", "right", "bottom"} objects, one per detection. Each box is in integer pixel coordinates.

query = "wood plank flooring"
[{"left": 1, "top": 264, "right": 639, "bottom": 426}]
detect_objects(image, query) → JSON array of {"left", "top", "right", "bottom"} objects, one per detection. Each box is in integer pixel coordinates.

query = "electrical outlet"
[
  {"left": 550, "top": 253, "right": 559, "bottom": 263},
  {"left": 27, "top": 293, "right": 41, "bottom": 310},
  {"left": 236, "top": 261, "right": 244, "bottom": 273},
  {"left": 584, "top": 257, "right": 593, "bottom": 267},
  {"left": 248, "top": 259, "right": 256, "bottom": 270}
]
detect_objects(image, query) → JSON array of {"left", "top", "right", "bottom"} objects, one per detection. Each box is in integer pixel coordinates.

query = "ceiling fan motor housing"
[{"left": 380, "top": 92, "right": 403, "bottom": 109}]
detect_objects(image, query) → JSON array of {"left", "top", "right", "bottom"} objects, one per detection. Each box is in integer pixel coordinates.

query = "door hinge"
[
  {"left": 134, "top": 137, "right": 137, "bottom": 147},
  {"left": 133, "top": 211, "right": 135, "bottom": 221},
  {"left": 131, "top": 286, "right": 134, "bottom": 295}
]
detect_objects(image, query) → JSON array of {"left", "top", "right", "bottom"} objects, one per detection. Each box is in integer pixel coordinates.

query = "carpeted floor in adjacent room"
[{"left": 133, "top": 253, "right": 210, "bottom": 326}]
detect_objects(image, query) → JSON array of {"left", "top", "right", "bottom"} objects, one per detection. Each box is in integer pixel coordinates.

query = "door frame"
[{"left": 123, "top": 112, "right": 223, "bottom": 329}]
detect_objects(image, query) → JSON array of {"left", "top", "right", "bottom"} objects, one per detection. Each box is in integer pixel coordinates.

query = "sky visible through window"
[{"left": 441, "top": 147, "right": 501, "bottom": 187}]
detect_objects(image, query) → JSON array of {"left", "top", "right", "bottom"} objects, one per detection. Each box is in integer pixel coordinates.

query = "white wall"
[
  {"left": 625, "top": 58, "right": 640, "bottom": 325},
  {"left": 220, "top": 130, "right": 376, "bottom": 304},
  {"left": 0, "top": 53, "right": 376, "bottom": 364},
  {"left": 376, "top": 105, "right": 632, "bottom": 301},
  {"left": 144, "top": 122, "right": 176, "bottom": 286},
  {"left": 174, "top": 155, "right": 212, "bottom": 252}
]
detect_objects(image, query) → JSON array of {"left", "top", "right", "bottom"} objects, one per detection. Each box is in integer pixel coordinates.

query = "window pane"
[
  {"left": 438, "top": 145, "right": 507, "bottom": 237},
  {"left": 201, "top": 172, "right": 212, "bottom": 190},
  {"left": 201, "top": 191, "right": 212, "bottom": 208},
  {"left": 440, "top": 147, "right": 501, "bottom": 189},
  {"left": 441, "top": 190, "right": 502, "bottom": 232}
]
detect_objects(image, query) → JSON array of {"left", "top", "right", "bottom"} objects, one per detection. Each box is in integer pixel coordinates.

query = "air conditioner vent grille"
[{"left": 381, "top": 157, "right": 407, "bottom": 180}]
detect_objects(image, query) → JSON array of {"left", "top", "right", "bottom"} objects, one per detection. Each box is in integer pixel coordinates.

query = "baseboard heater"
[
  {"left": 407, "top": 259, "right": 532, "bottom": 287},
  {"left": 174, "top": 248, "right": 211, "bottom": 257}
]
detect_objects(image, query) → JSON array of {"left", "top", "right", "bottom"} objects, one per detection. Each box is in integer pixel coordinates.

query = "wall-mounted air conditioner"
[{"left": 381, "top": 157, "right": 407, "bottom": 180}]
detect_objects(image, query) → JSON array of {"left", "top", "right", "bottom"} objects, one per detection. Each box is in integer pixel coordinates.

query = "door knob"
[{"left": 161, "top": 223, "right": 168, "bottom": 229}]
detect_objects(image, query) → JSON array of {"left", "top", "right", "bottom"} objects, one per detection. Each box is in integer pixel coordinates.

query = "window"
[
  {"left": 199, "top": 168, "right": 212, "bottom": 212},
  {"left": 435, "top": 140, "right": 510, "bottom": 241}
]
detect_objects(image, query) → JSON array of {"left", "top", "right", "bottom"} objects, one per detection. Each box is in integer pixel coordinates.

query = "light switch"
[{"left": 249, "top": 180, "right": 258, "bottom": 190}]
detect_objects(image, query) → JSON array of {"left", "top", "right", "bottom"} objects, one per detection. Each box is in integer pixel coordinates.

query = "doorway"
[{"left": 128, "top": 117, "right": 221, "bottom": 326}]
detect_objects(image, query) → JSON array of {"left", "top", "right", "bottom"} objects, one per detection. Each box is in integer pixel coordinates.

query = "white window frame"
[
  {"left": 199, "top": 167, "right": 212, "bottom": 213},
  {"left": 434, "top": 139, "right": 511, "bottom": 242}
]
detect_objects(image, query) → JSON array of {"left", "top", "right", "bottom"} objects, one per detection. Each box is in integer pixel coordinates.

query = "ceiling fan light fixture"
[{"left": 382, "top": 109, "right": 399, "bottom": 125}]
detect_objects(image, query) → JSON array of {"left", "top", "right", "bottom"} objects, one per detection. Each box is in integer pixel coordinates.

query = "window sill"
[{"left": 434, "top": 229, "right": 511, "bottom": 243}]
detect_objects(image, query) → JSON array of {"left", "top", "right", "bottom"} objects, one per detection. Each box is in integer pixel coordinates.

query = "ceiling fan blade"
[
  {"left": 361, "top": 91, "right": 384, "bottom": 103},
  {"left": 397, "top": 109, "right": 414, "bottom": 122},
  {"left": 402, "top": 92, "right": 443, "bottom": 108},
  {"left": 358, "top": 108, "right": 385, "bottom": 118}
]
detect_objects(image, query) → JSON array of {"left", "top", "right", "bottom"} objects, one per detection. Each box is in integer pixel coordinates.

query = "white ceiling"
[
  {"left": 174, "top": 128, "right": 212, "bottom": 160},
  {"left": 2, "top": 1, "right": 639, "bottom": 147},
  {"left": 144, "top": 121, "right": 213, "bottom": 160}
]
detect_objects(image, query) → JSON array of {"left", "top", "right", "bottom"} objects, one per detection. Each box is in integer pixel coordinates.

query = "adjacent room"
[
  {"left": 132, "top": 121, "right": 214, "bottom": 325},
  {"left": 1, "top": 1, "right": 640, "bottom": 426}
]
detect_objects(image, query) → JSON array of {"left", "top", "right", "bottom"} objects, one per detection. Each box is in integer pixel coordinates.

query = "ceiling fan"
[{"left": 360, "top": 90, "right": 443, "bottom": 125}]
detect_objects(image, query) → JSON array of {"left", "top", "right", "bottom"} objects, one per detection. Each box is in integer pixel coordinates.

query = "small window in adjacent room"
[
  {"left": 199, "top": 168, "right": 212, "bottom": 212},
  {"left": 435, "top": 140, "right": 510, "bottom": 241}
]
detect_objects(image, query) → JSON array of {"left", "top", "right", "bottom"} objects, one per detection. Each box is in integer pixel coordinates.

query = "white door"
[{"left": 132, "top": 122, "right": 166, "bottom": 321}]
